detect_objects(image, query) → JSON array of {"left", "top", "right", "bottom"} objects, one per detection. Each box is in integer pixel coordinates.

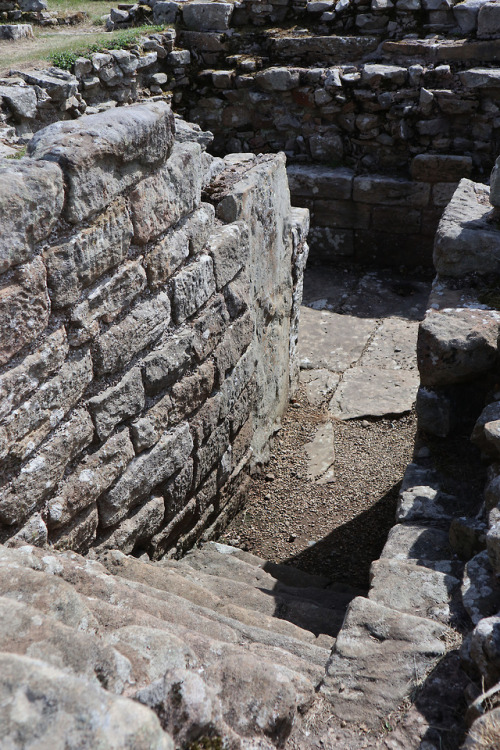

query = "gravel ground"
[{"left": 220, "top": 386, "right": 417, "bottom": 591}]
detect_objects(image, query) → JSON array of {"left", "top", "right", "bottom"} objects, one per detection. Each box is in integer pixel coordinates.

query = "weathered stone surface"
[
  {"left": 47, "top": 430, "right": 135, "bottom": 528},
  {"left": 0, "top": 653, "right": 173, "bottom": 749},
  {"left": 141, "top": 331, "right": 196, "bottom": 395},
  {"left": 369, "top": 559, "right": 460, "bottom": 623},
  {"left": 0, "top": 24, "right": 34, "bottom": 40},
  {"left": 434, "top": 180, "right": 500, "bottom": 276},
  {"left": 145, "top": 204, "right": 214, "bottom": 288},
  {"left": 0, "top": 408, "right": 94, "bottom": 525},
  {"left": 44, "top": 198, "right": 133, "bottom": 308},
  {"left": 51, "top": 504, "right": 99, "bottom": 552},
  {"left": 462, "top": 550, "right": 500, "bottom": 625},
  {"left": 213, "top": 312, "right": 253, "bottom": 382},
  {"left": 97, "top": 495, "right": 165, "bottom": 553},
  {"left": 99, "top": 422, "right": 193, "bottom": 526},
  {"left": 88, "top": 368, "right": 145, "bottom": 440},
  {"left": 206, "top": 221, "right": 248, "bottom": 290},
  {"left": 287, "top": 165, "right": 354, "bottom": 200},
  {"left": 361, "top": 64, "right": 407, "bottom": 86},
  {"left": 16, "top": 67, "right": 77, "bottom": 101},
  {"left": 93, "top": 293, "right": 171, "bottom": 375},
  {"left": 170, "top": 362, "right": 215, "bottom": 425},
  {"left": 380, "top": 523, "right": 457, "bottom": 573},
  {"left": 272, "top": 35, "right": 379, "bottom": 61},
  {"left": 471, "top": 402, "right": 500, "bottom": 455},
  {"left": 299, "top": 307, "right": 375, "bottom": 371},
  {"left": 396, "top": 483, "right": 457, "bottom": 523},
  {"left": 255, "top": 67, "right": 300, "bottom": 92},
  {"left": 70, "top": 260, "right": 147, "bottom": 339},
  {"left": 0, "top": 159, "right": 64, "bottom": 274},
  {"left": 460, "top": 67, "right": 500, "bottom": 88},
  {"left": 321, "top": 597, "right": 449, "bottom": 726},
  {"left": 0, "top": 257, "right": 49, "bottom": 366},
  {"left": 182, "top": 1, "right": 233, "bottom": 30},
  {"left": 0, "top": 327, "right": 67, "bottom": 421},
  {"left": 171, "top": 255, "right": 216, "bottom": 324},
  {"left": 329, "top": 367, "right": 419, "bottom": 420},
  {"left": 417, "top": 309, "right": 499, "bottom": 386},
  {"left": 130, "top": 142, "right": 203, "bottom": 245},
  {"left": 29, "top": 101, "right": 175, "bottom": 223},
  {"left": 0, "top": 349, "right": 92, "bottom": 466},
  {"left": 304, "top": 422, "right": 335, "bottom": 484}
]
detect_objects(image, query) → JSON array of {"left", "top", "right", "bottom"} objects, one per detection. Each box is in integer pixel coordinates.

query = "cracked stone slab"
[
  {"left": 301, "top": 265, "right": 358, "bottom": 311},
  {"left": 299, "top": 369, "right": 340, "bottom": 406},
  {"left": 299, "top": 307, "right": 376, "bottom": 372},
  {"left": 328, "top": 367, "right": 419, "bottom": 419},
  {"left": 320, "top": 597, "right": 450, "bottom": 727},
  {"left": 380, "top": 524, "right": 462, "bottom": 576},
  {"left": 341, "top": 272, "right": 430, "bottom": 320},
  {"left": 303, "top": 422, "right": 335, "bottom": 484},
  {"left": 358, "top": 318, "right": 419, "bottom": 371}
]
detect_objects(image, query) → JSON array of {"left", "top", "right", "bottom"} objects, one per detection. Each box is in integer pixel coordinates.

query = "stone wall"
[
  {"left": 0, "top": 100, "right": 308, "bottom": 557},
  {"left": 4, "top": 22, "right": 500, "bottom": 266}
]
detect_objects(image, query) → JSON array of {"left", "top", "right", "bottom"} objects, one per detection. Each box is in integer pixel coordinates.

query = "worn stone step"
[
  {"left": 380, "top": 522, "right": 463, "bottom": 576},
  {"left": 368, "top": 558, "right": 461, "bottom": 624},
  {"left": 184, "top": 541, "right": 331, "bottom": 588},
  {"left": 319, "top": 596, "right": 451, "bottom": 728}
]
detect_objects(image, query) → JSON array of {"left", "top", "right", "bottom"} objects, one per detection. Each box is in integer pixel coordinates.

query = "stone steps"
[{"left": 0, "top": 540, "right": 360, "bottom": 748}]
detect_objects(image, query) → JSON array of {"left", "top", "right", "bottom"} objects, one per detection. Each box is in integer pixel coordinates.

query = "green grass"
[{"left": 48, "top": 25, "right": 166, "bottom": 68}]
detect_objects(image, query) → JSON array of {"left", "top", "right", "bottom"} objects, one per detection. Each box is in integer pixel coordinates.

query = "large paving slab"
[
  {"left": 303, "top": 423, "right": 335, "bottom": 484},
  {"left": 328, "top": 367, "right": 420, "bottom": 419},
  {"left": 299, "top": 307, "right": 376, "bottom": 372}
]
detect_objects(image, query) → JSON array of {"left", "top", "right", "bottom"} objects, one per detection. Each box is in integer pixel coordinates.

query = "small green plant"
[
  {"left": 185, "top": 738, "right": 223, "bottom": 750},
  {"left": 47, "top": 24, "right": 166, "bottom": 69},
  {"left": 6, "top": 146, "right": 27, "bottom": 159}
]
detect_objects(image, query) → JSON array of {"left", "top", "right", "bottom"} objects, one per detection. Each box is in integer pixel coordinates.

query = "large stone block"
[
  {"left": 97, "top": 494, "right": 165, "bottom": 553},
  {"left": 182, "top": 1, "right": 233, "bottom": 30},
  {"left": 0, "top": 159, "right": 64, "bottom": 274},
  {"left": 70, "top": 260, "right": 147, "bottom": 341},
  {"left": 170, "top": 362, "right": 215, "bottom": 424},
  {"left": 145, "top": 204, "right": 214, "bottom": 288},
  {"left": 434, "top": 180, "right": 500, "bottom": 276},
  {"left": 93, "top": 293, "right": 171, "bottom": 375},
  {"left": 88, "top": 368, "right": 145, "bottom": 441},
  {"left": 410, "top": 154, "right": 473, "bottom": 183},
  {"left": 0, "top": 408, "right": 94, "bottom": 526},
  {"left": 0, "top": 257, "right": 50, "bottom": 366},
  {"left": 44, "top": 198, "right": 133, "bottom": 308},
  {"left": 286, "top": 164, "right": 354, "bottom": 200},
  {"left": 417, "top": 309, "right": 499, "bottom": 386},
  {"left": 353, "top": 175, "right": 430, "bottom": 207},
  {"left": 130, "top": 142, "right": 203, "bottom": 245},
  {"left": 0, "top": 349, "right": 92, "bottom": 466},
  {"left": 28, "top": 101, "right": 175, "bottom": 223},
  {"left": 206, "top": 222, "right": 248, "bottom": 290},
  {"left": 0, "top": 327, "right": 68, "bottom": 422},
  {"left": 171, "top": 255, "right": 216, "bottom": 324},
  {"left": 99, "top": 422, "right": 193, "bottom": 527},
  {"left": 141, "top": 330, "right": 196, "bottom": 395},
  {"left": 47, "top": 429, "right": 135, "bottom": 528},
  {"left": 478, "top": 2, "right": 500, "bottom": 36}
]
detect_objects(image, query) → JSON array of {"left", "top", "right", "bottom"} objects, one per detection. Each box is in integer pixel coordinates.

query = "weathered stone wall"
[{"left": 0, "top": 100, "right": 308, "bottom": 557}]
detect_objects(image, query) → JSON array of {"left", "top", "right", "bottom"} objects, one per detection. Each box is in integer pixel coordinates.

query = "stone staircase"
[{"left": 0, "top": 539, "right": 363, "bottom": 749}]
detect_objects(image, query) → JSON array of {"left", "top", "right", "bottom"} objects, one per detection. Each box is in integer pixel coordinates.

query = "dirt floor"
[{"left": 220, "top": 391, "right": 417, "bottom": 591}]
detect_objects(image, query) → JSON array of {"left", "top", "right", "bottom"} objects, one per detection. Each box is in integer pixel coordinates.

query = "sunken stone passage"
[{"left": 0, "top": 100, "right": 308, "bottom": 557}]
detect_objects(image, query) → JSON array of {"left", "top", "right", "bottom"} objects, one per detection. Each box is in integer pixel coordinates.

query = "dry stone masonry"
[{"left": 0, "top": 100, "right": 308, "bottom": 558}]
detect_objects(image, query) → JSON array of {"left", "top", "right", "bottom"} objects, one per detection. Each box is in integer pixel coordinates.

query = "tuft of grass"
[
  {"left": 47, "top": 24, "right": 166, "bottom": 69},
  {"left": 6, "top": 145, "right": 27, "bottom": 159}
]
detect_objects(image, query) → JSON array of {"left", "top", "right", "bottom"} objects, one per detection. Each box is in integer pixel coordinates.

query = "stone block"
[
  {"left": 434, "top": 180, "right": 500, "bottom": 276},
  {"left": 88, "top": 368, "right": 145, "bottom": 441},
  {"left": 218, "top": 348, "right": 256, "bottom": 421},
  {"left": 0, "top": 24, "right": 34, "bottom": 40},
  {"left": 171, "top": 255, "right": 216, "bottom": 324},
  {"left": 453, "top": 0, "right": 484, "bottom": 33},
  {"left": 141, "top": 331, "right": 195, "bottom": 395},
  {"left": 0, "top": 159, "right": 64, "bottom": 274},
  {"left": 309, "top": 132, "right": 343, "bottom": 162},
  {"left": 416, "top": 386, "right": 452, "bottom": 437},
  {"left": 432, "top": 182, "right": 458, "bottom": 207},
  {"left": 0, "top": 349, "right": 92, "bottom": 467},
  {"left": 478, "top": 1, "right": 500, "bottom": 36},
  {"left": 462, "top": 550, "right": 499, "bottom": 624},
  {"left": 153, "top": 1, "right": 180, "bottom": 23},
  {"left": 130, "top": 142, "right": 203, "bottom": 245},
  {"left": 417, "top": 309, "right": 499, "bottom": 386},
  {"left": 191, "top": 295, "right": 230, "bottom": 361},
  {"left": 70, "top": 260, "right": 147, "bottom": 339},
  {"left": 194, "top": 419, "right": 230, "bottom": 485},
  {"left": 307, "top": 227, "right": 354, "bottom": 259},
  {"left": 361, "top": 63, "right": 407, "bottom": 87},
  {"left": 99, "top": 422, "right": 193, "bottom": 527},
  {"left": 206, "top": 222, "right": 248, "bottom": 290},
  {"left": 353, "top": 174, "right": 430, "bottom": 207},
  {"left": 169, "top": 362, "right": 215, "bottom": 424},
  {"left": 214, "top": 312, "right": 254, "bottom": 383},
  {"left": 287, "top": 167, "right": 354, "bottom": 203},
  {"left": 255, "top": 67, "right": 300, "bottom": 91},
  {"left": 145, "top": 203, "right": 214, "bottom": 289},
  {"left": 0, "top": 409, "right": 94, "bottom": 526},
  {"left": 0, "top": 328, "right": 68, "bottom": 423},
  {"left": 130, "top": 395, "right": 171, "bottom": 453},
  {"left": 411, "top": 154, "right": 473, "bottom": 182},
  {"left": 182, "top": 1, "right": 233, "bottom": 30},
  {"left": 190, "top": 394, "right": 221, "bottom": 448},
  {"left": 93, "top": 293, "right": 171, "bottom": 375},
  {"left": 47, "top": 429, "right": 135, "bottom": 528},
  {"left": 312, "top": 199, "right": 370, "bottom": 230},
  {"left": 43, "top": 198, "right": 133, "bottom": 308},
  {"left": 0, "top": 257, "right": 49, "bottom": 366},
  {"left": 51, "top": 504, "right": 99, "bottom": 552},
  {"left": 28, "top": 101, "right": 175, "bottom": 223},
  {"left": 372, "top": 206, "right": 421, "bottom": 234},
  {"left": 460, "top": 67, "right": 500, "bottom": 88},
  {"left": 97, "top": 495, "right": 165, "bottom": 553}
]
